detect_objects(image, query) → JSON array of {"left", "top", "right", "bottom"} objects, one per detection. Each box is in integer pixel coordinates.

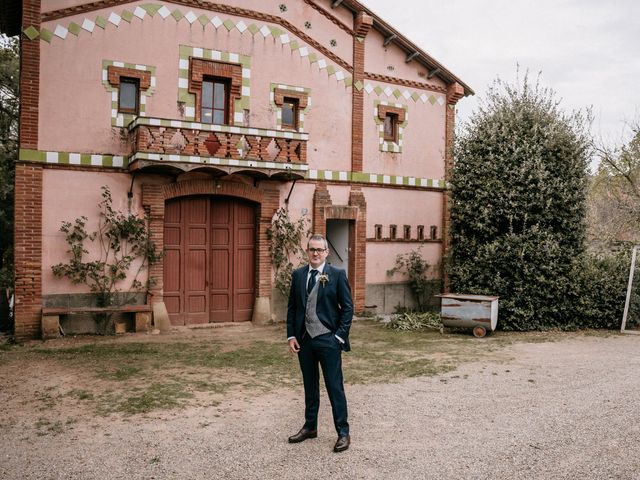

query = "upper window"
[
  {"left": 201, "top": 78, "right": 229, "bottom": 125},
  {"left": 118, "top": 77, "right": 139, "bottom": 114},
  {"left": 281, "top": 97, "right": 299, "bottom": 130},
  {"left": 383, "top": 112, "right": 399, "bottom": 142}
]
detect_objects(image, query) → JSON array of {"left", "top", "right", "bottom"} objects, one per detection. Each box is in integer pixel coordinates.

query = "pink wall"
[
  {"left": 42, "top": 169, "right": 149, "bottom": 295},
  {"left": 38, "top": 2, "right": 353, "bottom": 172},
  {"left": 367, "top": 242, "right": 442, "bottom": 284}
]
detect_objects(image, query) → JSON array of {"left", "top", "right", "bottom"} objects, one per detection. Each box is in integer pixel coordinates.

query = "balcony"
[{"left": 127, "top": 117, "right": 309, "bottom": 179}]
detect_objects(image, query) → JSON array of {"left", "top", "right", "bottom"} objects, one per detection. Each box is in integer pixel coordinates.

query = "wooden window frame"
[
  {"left": 188, "top": 58, "right": 242, "bottom": 124},
  {"left": 383, "top": 112, "right": 399, "bottom": 142},
  {"left": 403, "top": 225, "right": 411, "bottom": 240},
  {"left": 430, "top": 225, "right": 438, "bottom": 240},
  {"left": 417, "top": 225, "right": 425, "bottom": 241},
  {"left": 118, "top": 77, "right": 139, "bottom": 115},
  {"left": 389, "top": 224, "right": 397, "bottom": 240},
  {"left": 374, "top": 224, "right": 382, "bottom": 240},
  {"left": 201, "top": 76, "right": 231, "bottom": 125},
  {"left": 281, "top": 97, "right": 300, "bottom": 131}
]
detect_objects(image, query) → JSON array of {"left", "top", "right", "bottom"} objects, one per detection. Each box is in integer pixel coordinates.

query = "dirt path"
[{"left": 2, "top": 333, "right": 640, "bottom": 479}]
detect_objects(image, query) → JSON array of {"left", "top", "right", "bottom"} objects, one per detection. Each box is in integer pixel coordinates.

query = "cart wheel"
[{"left": 473, "top": 326, "right": 487, "bottom": 338}]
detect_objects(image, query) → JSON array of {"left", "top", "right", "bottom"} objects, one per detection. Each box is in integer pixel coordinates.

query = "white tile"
[
  {"left": 69, "top": 153, "right": 81, "bottom": 165},
  {"left": 229, "top": 53, "right": 239, "bottom": 63},
  {"left": 108, "top": 13, "right": 121, "bottom": 26},
  {"left": 383, "top": 87, "right": 393, "bottom": 97},
  {"left": 260, "top": 25, "right": 271, "bottom": 37},
  {"left": 419, "top": 93, "right": 428, "bottom": 103},
  {"left": 236, "top": 21, "right": 247, "bottom": 33},
  {"left": 402, "top": 90, "right": 411, "bottom": 100},
  {"left": 185, "top": 106, "right": 195, "bottom": 118},
  {"left": 324, "top": 170, "right": 333, "bottom": 180},
  {"left": 211, "top": 16, "right": 223, "bottom": 28},
  {"left": 113, "top": 61, "right": 124, "bottom": 67},
  {"left": 193, "top": 47, "right": 203, "bottom": 58},
  {"left": 150, "top": 77, "right": 156, "bottom": 88},
  {"left": 335, "top": 71, "right": 345, "bottom": 81},
  {"left": 179, "top": 58, "right": 189, "bottom": 70},
  {"left": 383, "top": 175, "right": 391, "bottom": 184},
  {"left": 369, "top": 173, "right": 377, "bottom": 183},
  {"left": 140, "top": 96, "right": 146, "bottom": 105},
  {"left": 91, "top": 155, "right": 102, "bottom": 166},
  {"left": 299, "top": 47, "right": 309, "bottom": 57},
  {"left": 112, "top": 156, "right": 124, "bottom": 167},
  {"left": 317, "top": 59, "right": 327, "bottom": 70},
  {"left": 102, "top": 70, "right": 108, "bottom": 81},
  {"left": 212, "top": 50, "right": 222, "bottom": 61},
  {"left": 364, "top": 83, "right": 374, "bottom": 94},
  {"left": 178, "top": 78, "right": 188, "bottom": 88},
  {"left": 280, "top": 34, "right": 290, "bottom": 44},
  {"left": 339, "top": 171, "right": 348, "bottom": 181},
  {"left": 82, "top": 18, "right": 95, "bottom": 32},
  {"left": 170, "top": 120, "right": 182, "bottom": 127},
  {"left": 46, "top": 152, "right": 59, "bottom": 163},
  {"left": 242, "top": 68, "right": 251, "bottom": 78},
  {"left": 168, "top": 155, "right": 180, "bottom": 161},
  {"left": 54, "top": 25, "right": 68, "bottom": 39},
  {"left": 133, "top": 6, "right": 146, "bottom": 19},
  {"left": 185, "top": 11, "right": 197, "bottom": 24},
  {"left": 309, "top": 170, "right": 318, "bottom": 179},
  {"left": 158, "top": 6, "right": 171, "bottom": 19}
]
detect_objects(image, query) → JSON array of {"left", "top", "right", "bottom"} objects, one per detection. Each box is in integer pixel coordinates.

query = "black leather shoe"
[
  {"left": 333, "top": 435, "right": 350, "bottom": 452},
  {"left": 288, "top": 427, "right": 318, "bottom": 443}
]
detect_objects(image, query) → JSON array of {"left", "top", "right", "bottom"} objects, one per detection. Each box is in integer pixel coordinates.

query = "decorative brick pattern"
[
  {"left": 374, "top": 101, "right": 409, "bottom": 153},
  {"left": 13, "top": 164, "right": 43, "bottom": 340},
  {"left": 364, "top": 72, "right": 448, "bottom": 95},
  {"left": 351, "top": 12, "right": 373, "bottom": 173},
  {"left": 301, "top": 0, "right": 354, "bottom": 35},
  {"left": 348, "top": 187, "right": 367, "bottom": 313},
  {"left": 441, "top": 82, "right": 465, "bottom": 291},
  {"left": 102, "top": 60, "right": 156, "bottom": 127},
  {"left": 19, "top": 0, "right": 41, "bottom": 149}
]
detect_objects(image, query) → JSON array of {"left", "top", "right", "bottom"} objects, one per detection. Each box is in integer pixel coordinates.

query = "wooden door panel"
[{"left": 164, "top": 196, "right": 256, "bottom": 325}]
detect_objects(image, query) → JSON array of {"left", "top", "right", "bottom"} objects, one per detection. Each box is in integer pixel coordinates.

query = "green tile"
[
  {"left": 351, "top": 172, "right": 369, "bottom": 183},
  {"left": 80, "top": 155, "right": 91, "bottom": 166},
  {"left": 429, "top": 95, "right": 437, "bottom": 105},
  {"left": 39, "top": 29, "right": 53, "bottom": 43},
  {"left": 326, "top": 65, "right": 336, "bottom": 76},
  {"left": 308, "top": 53, "right": 318, "bottom": 63},
  {"left": 248, "top": 24, "right": 260, "bottom": 35},
  {"left": 354, "top": 81, "right": 363, "bottom": 91},
  {"left": 289, "top": 40, "right": 299, "bottom": 50},
  {"left": 223, "top": 19, "right": 235, "bottom": 31},
  {"left": 393, "top": 89, "right": 402, "bottom": 99},
  {"left": 95, "top": 16, "right": 107, "bottom": 29},
  {"left": 58, "top": 152, "right": 70, "bottom": 164},
  {"left": 172, "top": 9, "right": 184, "bottom": 21},
  {"left": 19, "top": 149, "right": 44, "bottom": 162},
  {"left": 143, "top": 4, "right": 161, "bottom": 16},
  {"left": 374, "top": 86, "right": 383, "bottom": 95},
  {"left": 121, "top": 10, "right": 133, "bottom": 22},
  {"left": 344, "top": 77, "right": 353, "bottom": 87},
  {"left": 411, "top": 92, "right": 421, "bottom": 102},
  {"left": 269, "top": 26, "right": 283, "bottom": 37},
  {"left": 198, "top": 15, "right": 210, "bottom": 27},
  {"left": 179, "top": 45, "right": 192, "bottom": 56},
  {"left": 23, "top": 26, "right": 39, "bottom": 40}
]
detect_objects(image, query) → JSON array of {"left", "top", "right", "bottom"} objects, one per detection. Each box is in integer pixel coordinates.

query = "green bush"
[
  {"left": 385, "top": 311, "right": 443, "bottom": 331},
  {"left": 449, "top": 74, "right": 591, "bottom": 330}
]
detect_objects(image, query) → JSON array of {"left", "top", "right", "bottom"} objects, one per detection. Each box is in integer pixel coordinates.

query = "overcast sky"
[{"left": 361, "top": 0, "right": 640, "bottom": 147}]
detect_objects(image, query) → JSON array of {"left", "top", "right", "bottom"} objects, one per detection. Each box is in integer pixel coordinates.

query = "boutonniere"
[{"left": 317, "top": 273, "right": 330, "bottom": 287}]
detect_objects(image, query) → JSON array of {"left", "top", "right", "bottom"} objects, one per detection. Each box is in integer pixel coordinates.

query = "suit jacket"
[{"left": 286, "top": 263, "right": 353, "bottom": 351}]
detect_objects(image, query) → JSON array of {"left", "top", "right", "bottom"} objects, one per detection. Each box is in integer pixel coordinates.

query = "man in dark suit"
[{"left": 287, "top": 233, "right": 353, "bottom": 452}]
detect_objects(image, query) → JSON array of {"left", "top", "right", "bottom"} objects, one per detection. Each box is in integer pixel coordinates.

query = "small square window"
[
  {"left": 282, "top": 97, "right": 299, "bottom": 130},
  {"left": 389, "top": 224, "right": 397, "bottom": 240},
  {"left": 383, "top": 113, "right": 398, "bottom": 142},
  {"left": 374, "top": 224, "right": 382, "bottom": 240},
  {"left": 430, "top": 226, "right": 438, "bottom": 240},
  {"left": 118, "top": 77, "right": 139, "bottom": 114},
  {"left": 403, "top": 225, "right": 411, "bottom": 240},
  {"left": 417, "top": 225, "right": 425, "bottom": 241}
]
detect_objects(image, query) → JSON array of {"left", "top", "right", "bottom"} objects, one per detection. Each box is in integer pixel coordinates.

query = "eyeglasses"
[{"left": 307, "top": 248, "right": 326, "bottom": 253}]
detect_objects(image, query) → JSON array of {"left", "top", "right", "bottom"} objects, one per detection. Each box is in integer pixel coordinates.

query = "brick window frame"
[
  {"left": 188, "top": 58, "right": 242, "bottom": 124},
  {"left": 271, "top": 84, "right": 312, "bottom": 132},
  {"left": 103, "top": 61, "right": 156, "bottom": 127},
  {"left": 374, "top": 101, "right": 408, "bottom": 153}
]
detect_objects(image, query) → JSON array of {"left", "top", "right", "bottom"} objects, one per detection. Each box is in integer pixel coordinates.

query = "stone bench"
[{"left": 42, "top": 305, "right": 152, "bottom": 339}]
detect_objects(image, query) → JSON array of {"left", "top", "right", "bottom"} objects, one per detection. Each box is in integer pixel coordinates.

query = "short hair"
[{"left": 307, "top": 234, "right": 328, "bottom": 250}]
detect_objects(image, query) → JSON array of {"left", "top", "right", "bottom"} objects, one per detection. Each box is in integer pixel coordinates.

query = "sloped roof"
[{"left": 336, "top": 0, "right": 474, "bottom": 96}]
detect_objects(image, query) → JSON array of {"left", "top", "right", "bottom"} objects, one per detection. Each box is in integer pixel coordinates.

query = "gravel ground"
[{"left": 2, "top": 334, "right": 640, "bottom": 480}]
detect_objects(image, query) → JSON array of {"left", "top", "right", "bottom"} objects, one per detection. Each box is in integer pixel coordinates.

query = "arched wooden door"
[{"left": 163, "top": 196, "right": 256, "bottom": 325}]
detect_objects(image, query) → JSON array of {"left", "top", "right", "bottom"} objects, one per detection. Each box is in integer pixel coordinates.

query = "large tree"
[
  {"left": 0, "top": 34, "right": 18, "bottom": 329},
  {"left": 449, "top": 75, "right": 591, "bottom": 330}
]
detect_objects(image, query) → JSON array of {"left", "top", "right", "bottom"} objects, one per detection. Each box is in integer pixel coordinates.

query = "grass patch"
[{"left": 1, "top": 320, "right": 609, "bottom": 417}]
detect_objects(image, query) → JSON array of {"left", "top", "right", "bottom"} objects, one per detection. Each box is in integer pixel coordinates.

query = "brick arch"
[
  {"left": 162, "top": 179, "right": 264, "bottom": 204},
  {"left": 142, "top": 179, "right": 279, "bottom": 323}
]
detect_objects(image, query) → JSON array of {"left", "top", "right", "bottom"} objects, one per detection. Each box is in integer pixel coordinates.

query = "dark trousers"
[{"left": 298, "top": 332, "right": 349, "bottom": 437}]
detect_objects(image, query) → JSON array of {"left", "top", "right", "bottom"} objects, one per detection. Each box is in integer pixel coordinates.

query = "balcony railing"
[{"left": 128, "top": 117, "right": 309, "bottom": 172}]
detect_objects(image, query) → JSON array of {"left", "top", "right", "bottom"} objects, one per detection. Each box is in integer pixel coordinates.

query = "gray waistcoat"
[{"left": 305, "top": 280, "right": 331, "bottom": 338}]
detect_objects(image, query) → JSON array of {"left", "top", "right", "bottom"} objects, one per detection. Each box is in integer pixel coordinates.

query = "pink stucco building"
[{"left": 7, "top": 0, "right": 472, "bottom": 338}]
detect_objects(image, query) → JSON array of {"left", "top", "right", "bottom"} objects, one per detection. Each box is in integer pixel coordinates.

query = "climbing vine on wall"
[{"left": 267, "top": 207, "right": 310, "bottom": 297}]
